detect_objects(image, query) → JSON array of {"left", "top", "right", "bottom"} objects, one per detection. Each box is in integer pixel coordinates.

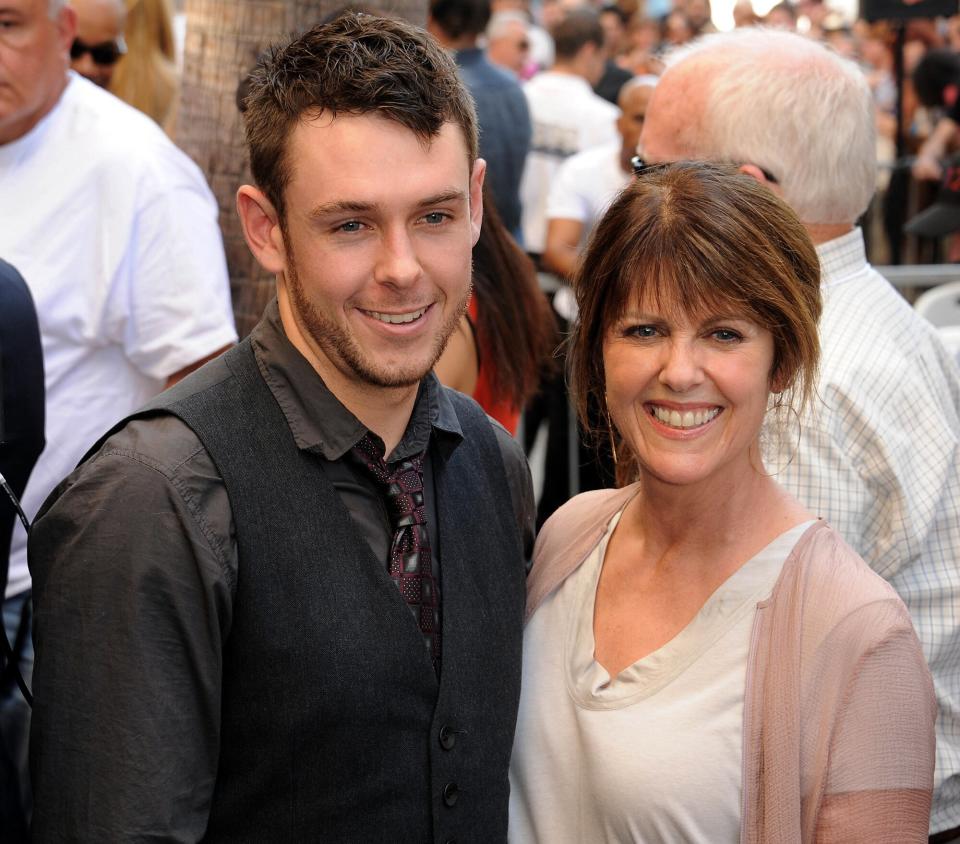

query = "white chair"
[
  {"left": 914, "top": 281, "right": 960, "bottom": 328},
  {"left": 914, "top": 281, "right": 960, "bottom": 366}
]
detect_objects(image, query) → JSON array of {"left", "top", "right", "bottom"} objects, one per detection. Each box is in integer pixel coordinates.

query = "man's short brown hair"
[{"left": 241, "top": 13, "right": 479, "bottom": 220}]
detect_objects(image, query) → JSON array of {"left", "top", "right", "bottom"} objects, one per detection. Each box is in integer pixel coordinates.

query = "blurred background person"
[
  {"left": 435, "top": 187, "right": 556, "bottom": 434},
  {"left": 911, "top": 49, "right": 960, "bottom": 183},
  {"left": 512, "top": 162, "right": 936, "bottom": 844},
  {"left": 485, "top": 9, "right": 533, "bottom": 77},
  {"left": 69, "top": 0, "right": 126, "bottom": 88},
  {"left": 594, "top": 3, "right": 633, "bottom": 103},
  {"left": 544, "top": 75, "right": 656, "bottom": 279},
  {"left": 109, "top": 0, "right": 179, "bottom": 135},
  {"left": 430, "top": 0, "right": 532, "bottom": 239},
  {"left": 520, "top": 6, "right": 618, "bottom": 261}
]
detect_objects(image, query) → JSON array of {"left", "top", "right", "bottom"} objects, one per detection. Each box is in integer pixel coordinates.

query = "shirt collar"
[
  {"left": 455, "top": 47, "right": 485, "bottom": 67},
  {"left": 815, "top": 227, "right": 868, "bottom": 289},
  {"left": 250, "top": 299, "right": 463, "bottom": 462}
]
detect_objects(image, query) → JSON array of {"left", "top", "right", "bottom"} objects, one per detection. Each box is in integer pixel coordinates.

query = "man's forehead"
[
  {"left": 72, "top": 0, "right": 126, "bottom": 37},
  {"left": 641, "top": 70, "right": 703, "bottom": 160},
  {"left": 619, "top": 84, "right": 653, "bottom": 114},
  {"left": 283, "top": 113, "right": 474, "bottom": 207},
  {"left": 293, "top": 111, "right": 471, "bottom": 161},
  {"left": 0, "top": 0, "right": 46, "bottom": 14}
]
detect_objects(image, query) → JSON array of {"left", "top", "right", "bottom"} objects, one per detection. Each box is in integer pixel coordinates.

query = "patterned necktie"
[{"left": 352, "top": 432, "right": 441, "bottom": 674}]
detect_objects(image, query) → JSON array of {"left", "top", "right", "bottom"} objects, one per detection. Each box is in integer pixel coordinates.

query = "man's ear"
[
  {"left": 469, "top": 158, "right": 486, "bottom": 246},
  {"left": 237, "top": 185, "right": 287, "bottom": 275},
  {"left": 738, "top": 163, "right": 785, "bottom": 200},
  {"left": 738, "top": 163, "right": 772, "bottom": 185},
  {"left": 56, "top": 5, "right": 77, "bottom": 55}
]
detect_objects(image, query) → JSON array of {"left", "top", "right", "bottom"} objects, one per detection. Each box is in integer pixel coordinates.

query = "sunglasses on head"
[
  {"left": 631, "top": 155, "right": 779, "bottom": 184},
  {"left": 70, "top": 36, "right": 127, "bottom": 66}
]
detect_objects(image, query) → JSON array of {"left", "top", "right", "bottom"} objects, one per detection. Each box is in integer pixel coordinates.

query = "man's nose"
[{"left": 373, "top": 228, "right": 422, "bottom": 288}]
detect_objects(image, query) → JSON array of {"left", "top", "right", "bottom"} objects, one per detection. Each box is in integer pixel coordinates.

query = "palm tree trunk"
[{"left": 178, "top": 0, "right": 428, "bottom": 337}]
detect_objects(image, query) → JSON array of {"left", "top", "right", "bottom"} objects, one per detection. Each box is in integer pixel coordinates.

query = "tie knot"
[{"left": 351, "top": 433, "right": 426, "bottom": 524}]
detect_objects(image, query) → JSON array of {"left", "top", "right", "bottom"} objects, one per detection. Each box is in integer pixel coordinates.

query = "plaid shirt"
[{"left": 776, "top": 228, "right": 960, "bottom": 833}]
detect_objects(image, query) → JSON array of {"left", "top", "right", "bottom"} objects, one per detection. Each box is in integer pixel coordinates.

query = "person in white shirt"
[
  {"left": 543, "top": 75, "right": 656, "bottom": 279},
  {"left": 0, "top": 0, "right": 236, "bottom": 828},
  {"left": 640, "top": 28, "right": 960, "bottom": 839},
  {"left": 519, "top": 6, "right": 619, "bottom": 257}
]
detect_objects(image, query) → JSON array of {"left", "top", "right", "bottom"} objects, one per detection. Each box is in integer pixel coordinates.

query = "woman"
[
  {"left": 509, "top": 162, "right": 936, "bottom": 843},
  {"left": 110, "top": 0, "right": 179, "bottom": 135},
  {"left": 435, "top": 186, "right": 555, "bottom": 434}
]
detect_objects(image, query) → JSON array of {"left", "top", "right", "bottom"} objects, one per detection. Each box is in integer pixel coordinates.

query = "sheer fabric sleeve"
[{"left": 812, "top": 600, "right": 936, "bottom": 843}]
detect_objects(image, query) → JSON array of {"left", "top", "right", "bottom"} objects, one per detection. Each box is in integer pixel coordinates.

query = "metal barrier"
[{"left": 876, "top": 264, "right": 960, "bottom": 289}]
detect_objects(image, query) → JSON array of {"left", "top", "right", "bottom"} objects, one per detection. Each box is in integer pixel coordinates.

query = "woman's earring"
[{"left": 605, "top": 405, "right": 619, "bottom": 466}]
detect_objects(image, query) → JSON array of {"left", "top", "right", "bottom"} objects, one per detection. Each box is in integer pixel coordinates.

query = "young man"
[
  {"left": 29, "top": 14, "right": 534, "bottom": 841},
  {"left": 640, "top": 28, "right": 960, "bottom": 840}
]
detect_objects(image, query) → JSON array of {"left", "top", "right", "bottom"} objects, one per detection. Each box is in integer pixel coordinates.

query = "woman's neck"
[{"left": 620, "top": 454, "right": 808, "bottom": 568}]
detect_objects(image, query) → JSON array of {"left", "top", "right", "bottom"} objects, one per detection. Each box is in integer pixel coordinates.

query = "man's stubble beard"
[{"left": 285, "top": 246, "right": 473, "bottom": 390}]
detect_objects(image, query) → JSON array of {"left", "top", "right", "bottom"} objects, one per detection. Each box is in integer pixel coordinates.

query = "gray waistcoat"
[{"left": 136, "top": 340, "right": 525, "bottom": 843}]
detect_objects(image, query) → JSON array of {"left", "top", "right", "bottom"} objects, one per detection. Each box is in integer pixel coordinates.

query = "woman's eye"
[
  {"left": 712, "top": 328, "right": 742, "bottom": 342},
  {"left": 626, "top": 325, "right": 658, "bottom": 338}
]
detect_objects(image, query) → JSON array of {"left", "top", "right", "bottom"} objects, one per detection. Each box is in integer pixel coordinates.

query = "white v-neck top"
[{"left": 509, "top": 511, "right": 814, "bottom": 843}]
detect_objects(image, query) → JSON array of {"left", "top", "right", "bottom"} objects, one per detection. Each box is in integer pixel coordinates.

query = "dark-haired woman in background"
[
  {"left": 436, "top": 186, "right": 555, "bottom": 434},
  {"left": 510, "top": 163, "right": 935, "bottom": 843}
]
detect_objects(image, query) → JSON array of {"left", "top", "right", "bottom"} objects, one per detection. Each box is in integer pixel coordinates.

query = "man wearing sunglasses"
[
  {"left": 639, "top": 28, "right": 960, "bottom": 842},
  {"left": 68, "top": 0, "right": 125, "bottom": 89}
]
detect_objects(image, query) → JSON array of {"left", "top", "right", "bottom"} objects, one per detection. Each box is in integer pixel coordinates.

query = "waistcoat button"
[
  {"left": 442, "top": 781, "right": 459, "bottom": 807},
  {"left": 439, "top": 725, "right": 456, "bottom": 750}
]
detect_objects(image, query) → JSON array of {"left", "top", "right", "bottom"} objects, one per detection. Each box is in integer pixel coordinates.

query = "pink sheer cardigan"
[{"left": 526, "top": 484, "right": 937, "bottom": 843}]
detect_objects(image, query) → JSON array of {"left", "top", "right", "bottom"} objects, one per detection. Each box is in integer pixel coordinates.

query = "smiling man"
[{"left": 28, "top": 14, "right": 534, "bottom": 841}]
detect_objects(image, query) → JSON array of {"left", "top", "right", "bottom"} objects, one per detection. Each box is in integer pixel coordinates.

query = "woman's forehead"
[{"left": 620, "top": 279, "right": 750, "bottom": 322}]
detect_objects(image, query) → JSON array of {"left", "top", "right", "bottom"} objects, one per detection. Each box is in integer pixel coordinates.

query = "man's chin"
[{"left": 353, "top": 356, "right": 440, "bottom": 391}]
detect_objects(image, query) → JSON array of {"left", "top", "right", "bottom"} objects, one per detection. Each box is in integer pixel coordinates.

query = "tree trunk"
[{"left": 178, "top": 0, "right": 428, "bottom": 337}]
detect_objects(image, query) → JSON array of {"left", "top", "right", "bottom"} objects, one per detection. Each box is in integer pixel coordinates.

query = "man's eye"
[
  {"left": 423, "top": 212, "right": 449, "bottom": 225},
  {"left": 338, "top": 221, "right": 363, "bottom": 233}
]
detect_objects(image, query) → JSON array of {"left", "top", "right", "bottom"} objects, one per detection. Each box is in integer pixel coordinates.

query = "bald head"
[
  {"left": 639, "top": 28, "right": 876, "bottom": 231},
  {"left": 616, "top": 76, "right": 656, "bottom": 171},
  {"left": 69, "top": 0, "right": 126, "bottom": 87}
]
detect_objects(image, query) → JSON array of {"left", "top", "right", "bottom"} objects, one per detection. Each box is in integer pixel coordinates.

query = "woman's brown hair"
[
  {"left": 472, "top": 185, "right": 556, "bottom": 411},
  {"left": 569, "top": 162, "right": 822, "bottom": 483}
]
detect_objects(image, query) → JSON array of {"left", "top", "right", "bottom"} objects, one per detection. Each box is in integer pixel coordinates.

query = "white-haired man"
[
  {"left": 640, "top": 28, "right": 960, "bottom": 840},
  {"left": 0, "top": 0, "right": 236, "bottom": 828}
]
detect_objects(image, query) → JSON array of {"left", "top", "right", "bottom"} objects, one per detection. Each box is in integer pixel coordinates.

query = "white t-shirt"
[
  {"left": 509, "top": 512, "right": 814, "bottom": 843},
  {"left": 0, "top": 73, "right": 237, "bottom": 598},
  {"left": 546, "top": 141, "right": 630, "bottom": 251},
  {"left": 519, "top": 72, "right": 619, "bottom": 254}
]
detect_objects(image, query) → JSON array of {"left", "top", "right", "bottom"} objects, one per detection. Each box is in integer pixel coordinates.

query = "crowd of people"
[{"left": 1, "top": 0, "right": 960, "bottom": 840}]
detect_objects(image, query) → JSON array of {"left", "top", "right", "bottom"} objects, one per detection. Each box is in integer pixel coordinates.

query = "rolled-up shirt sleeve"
[{"left": 28, "top": 416, "right": 234, "bottom": 842}]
